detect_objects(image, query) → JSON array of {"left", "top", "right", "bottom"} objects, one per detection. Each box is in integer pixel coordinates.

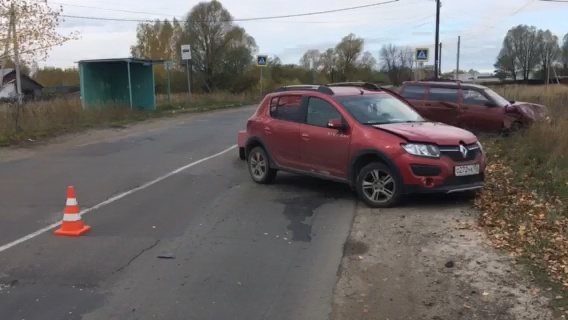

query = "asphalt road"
[{"left": 0, "top": 107, "right": 356, "bottom": 320}]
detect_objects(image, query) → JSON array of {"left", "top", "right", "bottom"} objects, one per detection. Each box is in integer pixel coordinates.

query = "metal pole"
[
  {"left": 166, "top": 62, "right": 171, "bottom": 105},
  {"left": 455, "top": 36, "right": 460, "bottom": 80},
  {"left": 185, "top": 61, "right": 190, "bottom": 94},
  {"left": 126, "top": 62, "right": 133, "bottom": 109},
  {"left": 434, "top": 0, "right": 441, "bottom": 79},
  {"left": 439, "top": 42, "right": 442, "bottom": 76},
  {"left": 189, "top": 59, "right": 193, "bottom": 94},
  {"left": 260, "top": 67, "right": 263, "bottom": 97}
]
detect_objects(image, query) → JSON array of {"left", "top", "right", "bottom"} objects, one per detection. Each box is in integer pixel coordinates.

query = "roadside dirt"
[
  {"left": 331, "top": 195, "right": 558, "bottom": 320},
  {"left": 0, "top": 106, "right": 255, "bottom": 163}
]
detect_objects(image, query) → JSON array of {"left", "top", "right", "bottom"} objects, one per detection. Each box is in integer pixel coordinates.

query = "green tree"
[
  {"left": 334, "top": 33, "right": 364, "bottom": 81},
  {"left": 181, "top": 0, "right": 257, "bottom": 92}
]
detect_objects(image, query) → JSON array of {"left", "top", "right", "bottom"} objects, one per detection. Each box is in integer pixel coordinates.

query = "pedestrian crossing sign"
[
  {"left": 415, "top": 48, "right": 429, "bottom": 62},
  {"left": 256, "top": 55, "right": 268, "bottom": 67}
]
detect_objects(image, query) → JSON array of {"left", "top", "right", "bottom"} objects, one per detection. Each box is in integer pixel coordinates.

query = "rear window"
[
  {"left": 426, "top": 87, "right": 459, "bottom": 103},
  {"left": 269, "top": 95, "right": 304, "bottom": 123},
  {"left": 400, "top": 85, "right": 427, "bottom": 100}
]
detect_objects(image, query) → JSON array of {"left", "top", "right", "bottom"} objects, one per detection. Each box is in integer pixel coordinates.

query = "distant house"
[{"left": 0, "top": 68, "right": 44, "bottom": 101}]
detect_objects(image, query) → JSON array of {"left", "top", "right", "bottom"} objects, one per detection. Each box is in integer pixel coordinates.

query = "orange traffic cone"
[{"left": 54, "top": 186, "right": 91, "bottom": 237}]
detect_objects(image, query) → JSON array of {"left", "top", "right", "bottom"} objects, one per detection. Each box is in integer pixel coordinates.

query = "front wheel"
[
  {"left": 247, "top": 146, "right": 277, "bottom": 184},
  {"left": 355, "top": 162, "right": 402, "bottom": 208}
]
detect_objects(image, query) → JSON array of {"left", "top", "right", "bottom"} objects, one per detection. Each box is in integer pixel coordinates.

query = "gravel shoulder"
[{"left": 331, "top": 195, "right": 557, "bottom": 320}]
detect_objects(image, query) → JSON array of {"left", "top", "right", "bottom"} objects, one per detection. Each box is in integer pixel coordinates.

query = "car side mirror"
[{"left": 327, "top": 118, "right": 344, "bottom": 130}]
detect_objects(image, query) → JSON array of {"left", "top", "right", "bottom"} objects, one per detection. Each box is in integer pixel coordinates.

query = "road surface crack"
[{"left": 112, "top": 240, "right": 160, "bottom": 275}]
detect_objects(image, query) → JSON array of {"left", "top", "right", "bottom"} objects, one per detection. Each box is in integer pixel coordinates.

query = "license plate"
[{"left": 455, "top": 164, "right": 480, "bottom": 176}]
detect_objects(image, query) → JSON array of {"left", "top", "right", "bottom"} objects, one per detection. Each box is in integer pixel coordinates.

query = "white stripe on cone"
[
  {"left": 66, "top": 198, "right": 78, "bottom": 206},
  {"left": 63, "top": 213, "right": 81, "bottom": 222}
]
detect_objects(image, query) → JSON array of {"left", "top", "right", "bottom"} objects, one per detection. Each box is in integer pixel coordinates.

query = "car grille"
[{"left": 439, "top": 143, "right": 480, "bottom": 162}]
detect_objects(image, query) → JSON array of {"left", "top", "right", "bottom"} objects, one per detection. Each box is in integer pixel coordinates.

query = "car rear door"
[
  {"left": 263, "top": 94, "right": 305, "bottom": 168},
  {"left": 422, "top": 86, "right": 461, "bottom": 126},
  {"left": 299, "top": 95, "right": 351, "bottom": 179}
]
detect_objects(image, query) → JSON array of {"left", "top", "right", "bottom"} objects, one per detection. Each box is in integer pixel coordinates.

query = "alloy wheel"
[
  {"left": 361, "top": 169, "right": 395, "bottom": 203},
  {"left": 249, "top": 151, "right": 267, "bottom": 180}
]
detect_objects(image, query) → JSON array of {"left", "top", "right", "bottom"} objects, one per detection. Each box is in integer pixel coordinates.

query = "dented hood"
[
  {"left": 373, "top": 122, "right": 478, "bottom": 145},
  {"left": 507, "top": 101, "right": 548, "bottom": 121}
]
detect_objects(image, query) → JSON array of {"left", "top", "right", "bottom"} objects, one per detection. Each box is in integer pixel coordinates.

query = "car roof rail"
[
  {"left": 425, "top": 78, "right": 463, "bottom": 84},
  {"left": 274, "top": 85, "right": 334, "bottom": 95},
  {"left": 326, "top": 81, "right": 382, "bottom": 91}
]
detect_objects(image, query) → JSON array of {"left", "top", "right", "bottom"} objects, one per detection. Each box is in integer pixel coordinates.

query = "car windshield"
[
  {"left": 335, "top": 93, "right": 425, "bottom": 125},
  {"left": 483, "top": 88, "right": 510, "bottom": 107}
]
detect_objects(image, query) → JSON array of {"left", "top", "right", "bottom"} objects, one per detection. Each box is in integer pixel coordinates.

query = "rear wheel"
[
  {"left": 355, "top": 162, "right": 402, "bottom": 208},
  {"left": 247, "top": 146, "right": 277, "bottom": 184}
]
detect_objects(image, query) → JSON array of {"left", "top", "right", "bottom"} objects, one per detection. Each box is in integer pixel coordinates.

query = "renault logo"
[{"left": 459, "top": 144, "right": 468, "bottom": 158}]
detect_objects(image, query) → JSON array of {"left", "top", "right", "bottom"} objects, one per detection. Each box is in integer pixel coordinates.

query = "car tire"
[
  {"left": 355, "top": 162, "right": 402, "bottom": 208},
  {"left": 247, "top": 146, "right": 277, "bottom": 184},
  {"left": 239, "top": 147, "right": 246, "bottom": 160}
]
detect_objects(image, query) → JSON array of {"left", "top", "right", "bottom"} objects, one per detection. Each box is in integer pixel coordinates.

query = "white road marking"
[{"left": 0, "top": 144, "right": 238, "bottom": 254}]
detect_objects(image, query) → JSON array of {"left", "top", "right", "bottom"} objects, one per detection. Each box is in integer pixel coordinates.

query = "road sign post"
[
  {"left": 181, "top": 44, "right": 192, "bottom": 94},
  {"left": 256, "top": 55, "right": 268, "bottom": 97}
]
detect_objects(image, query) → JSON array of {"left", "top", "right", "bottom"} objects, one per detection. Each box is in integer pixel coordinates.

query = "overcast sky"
[{"left": 42, "top": 0, "right": 568, "bottom": 73}]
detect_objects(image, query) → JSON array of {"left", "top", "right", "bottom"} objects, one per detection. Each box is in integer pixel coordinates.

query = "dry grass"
[
  {"left": 0, "top": 92, "right": 256, "bottom": 146},
  {"left": 475, "top": 84, "right": 568, "bottom": 311}
]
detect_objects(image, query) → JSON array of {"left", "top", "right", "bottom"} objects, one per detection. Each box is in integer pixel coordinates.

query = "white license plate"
[{"left": 454, "top": 164, "right": 480, "bottom": 176}]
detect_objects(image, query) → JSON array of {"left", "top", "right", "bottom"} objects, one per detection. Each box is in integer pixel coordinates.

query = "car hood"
[
  {"left": 373, "top": 122, "right": 478, "bottom": 145},
  {"left": 508, "top": 101, "right": 548, "bottom": 121}
]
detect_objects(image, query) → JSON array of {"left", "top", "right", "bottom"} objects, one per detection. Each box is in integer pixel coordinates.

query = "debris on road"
[{"left": 157, "top": 253, "right": 176, "bottom": 259}]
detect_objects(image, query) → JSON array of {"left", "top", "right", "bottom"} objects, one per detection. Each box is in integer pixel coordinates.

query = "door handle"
[
  {"left": 264, "top": 126, "right": 271, "bottom": 132},
  {"left": 301, "top": 133, "right": 309, "bottom": 139}
]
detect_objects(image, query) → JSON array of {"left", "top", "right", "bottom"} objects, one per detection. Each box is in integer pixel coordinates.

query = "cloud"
[{"left": 38, "top": 0, "right": 566, "bottom": 73}]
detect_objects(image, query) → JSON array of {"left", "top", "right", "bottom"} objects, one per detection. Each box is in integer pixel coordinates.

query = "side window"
[
  {"left": 461, "top": 89, "right": 490, "bottom": 106},
  {"left": 426, "top": 87, "right": 459, "bottom": 103},
  {"left": 306, "top": 97, "right": 342, "bottom": 128},
  {"left": 270, "top": 95, "right": 304, "bottom": 123},
  {"left": 400, "top": 85, "right": 427, "bottom": 100}
]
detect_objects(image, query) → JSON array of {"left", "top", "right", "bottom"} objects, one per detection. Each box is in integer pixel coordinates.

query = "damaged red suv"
[
  {"left": 237, "top": 82, "right": 486, "bottom": 208},
  {"left": 399, "top": 80, "right": 549, "bottom": 134}
]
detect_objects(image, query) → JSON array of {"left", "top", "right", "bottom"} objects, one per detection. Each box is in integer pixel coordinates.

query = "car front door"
[
  {"left": 263, "top": 94, "right": 305, "bottom": 169},
  {"left": 299, "top": 96, "right": 351, "bottom": 180},
  {"left": 458, "top": 88, "right": 505, "bottom": 133},
  {"left": 423, "top": 86, "right": 461, "bottom": 126}
]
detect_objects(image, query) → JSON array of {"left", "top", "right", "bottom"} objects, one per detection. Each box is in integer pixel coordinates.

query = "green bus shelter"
[{"left": 77, "top": 58, "right": 172, "bottom": 111}]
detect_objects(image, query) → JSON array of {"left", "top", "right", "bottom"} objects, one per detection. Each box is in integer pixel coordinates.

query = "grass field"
[
  {"left": 0, "top": 92, "right": 257, "bottom": 146},
  {"left": 475, "top": 84, "right": 568, "bottom": 310}
]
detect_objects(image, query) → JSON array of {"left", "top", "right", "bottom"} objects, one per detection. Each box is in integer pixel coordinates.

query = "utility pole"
[
  {"left": 10, "top": 3, "right": 23, "bottom": 104},
  {"left": 455, "top": 36, "right": 461, "bottom": 80},
  {"left": 439, "top": 42, "right": 442, "bottom": 76},
  {"left": 434, "top": 0, "right": 441, "bottom": 79}
]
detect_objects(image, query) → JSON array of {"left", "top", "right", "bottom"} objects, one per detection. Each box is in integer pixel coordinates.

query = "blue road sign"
[
  {"left": 415, "top": 48, "right": 429, "bottom": 61},
  {"left": 256, "top": 55, "right": 268, "bottom": 67}
]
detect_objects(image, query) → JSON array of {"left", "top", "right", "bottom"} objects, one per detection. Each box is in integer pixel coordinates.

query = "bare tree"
[
  {"left": 502, "top": 25, "right": 542, "bottom": 81},
  {"left": 537, "top": 29, "right": 561, "bottom": 83},
  {"left": 299, "top": 49, "right": 321, "bottom": 69},
  {"left": 379, "top": 43, "right": 413, "bottom": 85}
]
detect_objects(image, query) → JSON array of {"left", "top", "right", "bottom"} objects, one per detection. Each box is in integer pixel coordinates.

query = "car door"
[
  {"left": 399, "top": 85, "right": 429, "bottom": 117},
  {"left": 423, "top": 86, "right": 461, "bottom": 126},
  {"left": 458, "top": 88, "right": 505, "bottom": 133},
  {"left": 263, "top": 94, "right": 305, "bottom": 169},
  {"left": 299, "top": 96, "right": 351, "bottom": 179}
]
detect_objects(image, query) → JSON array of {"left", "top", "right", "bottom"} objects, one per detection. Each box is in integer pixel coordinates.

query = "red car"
[
  {"left": 399, "top": 80, "right": 549, "bottom": 134},
  {"left": 237, "top": 82, "right": 486, "bottom": 208}
]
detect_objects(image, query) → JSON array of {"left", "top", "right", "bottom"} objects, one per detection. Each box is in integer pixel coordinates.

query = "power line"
[{"left": 57, "top": 0, "right": 400, "bottom": 23}]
